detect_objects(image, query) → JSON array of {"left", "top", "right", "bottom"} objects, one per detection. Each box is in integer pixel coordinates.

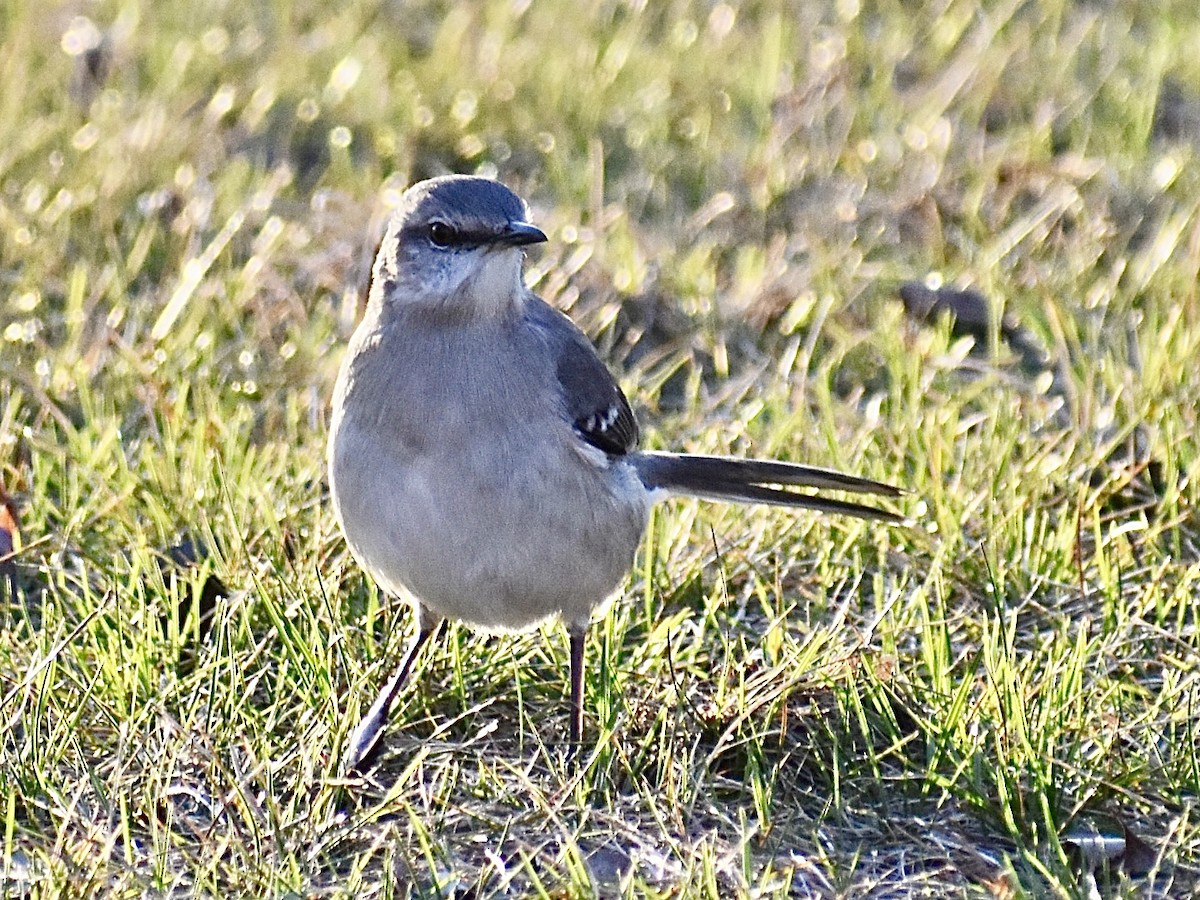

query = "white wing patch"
[{"left": 583, "top": 404, "right": 621, "bottom": 437}]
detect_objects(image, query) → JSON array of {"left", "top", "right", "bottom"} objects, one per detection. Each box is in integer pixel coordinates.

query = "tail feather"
[{"left": 632, "top": 452, "right": 905, "bottom": 524}]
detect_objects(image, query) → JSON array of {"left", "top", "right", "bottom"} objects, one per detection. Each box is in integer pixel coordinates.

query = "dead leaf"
[
  {"left": 156, "top": 537, "right": 228, "bottom": 675},
  {"left": 0, "top": 478, "right": 20, "bottom": 604},
  {"left": 897, "top": 281, "right": 1050, "bottom": 373}
]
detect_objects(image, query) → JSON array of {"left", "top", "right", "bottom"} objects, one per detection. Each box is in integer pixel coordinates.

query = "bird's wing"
[{"left": 525, "top": 297, "right": 638, "bottom": 456}]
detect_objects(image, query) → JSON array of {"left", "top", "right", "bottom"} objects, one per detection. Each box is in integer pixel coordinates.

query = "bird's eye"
[{"left": 428, "top": 222, "right": 457, "bottom": 248}]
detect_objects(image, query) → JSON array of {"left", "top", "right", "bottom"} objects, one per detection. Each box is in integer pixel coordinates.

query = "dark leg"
[
  {"left": 568, "top": 623, "right": 587, "bottom": 754},
  {"left": 342, "top": 611, "right": 443, "bottom": 773}
]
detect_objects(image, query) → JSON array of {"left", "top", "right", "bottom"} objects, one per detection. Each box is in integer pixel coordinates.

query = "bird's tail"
[{"left": 631, "top": 452, "right": 905, "bottom": 523}]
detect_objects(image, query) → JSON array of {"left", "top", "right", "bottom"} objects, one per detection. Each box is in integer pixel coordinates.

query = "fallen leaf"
[
  {"left": 156, "top": 537, "right": 228, "bottom": 675},
  {"left": 0, "top": 478, "right": 20, "bottom": 604},
  {"left": 897, "top": 281, "right": 1050, "bottom": 373}
]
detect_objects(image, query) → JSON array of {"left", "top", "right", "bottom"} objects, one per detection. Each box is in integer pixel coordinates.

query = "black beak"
[{"left": 496, "top": 221, "right": 548, "bottom": 247}]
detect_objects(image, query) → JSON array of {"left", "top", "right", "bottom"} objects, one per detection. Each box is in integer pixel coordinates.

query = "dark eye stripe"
[{"left": 400, "top": 224, "right": 503, "bottom": 249}]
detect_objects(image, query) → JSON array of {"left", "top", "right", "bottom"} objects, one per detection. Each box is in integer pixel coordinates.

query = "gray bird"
[{"left": 329, "top": 175, "right": 903, "bottom": 771}]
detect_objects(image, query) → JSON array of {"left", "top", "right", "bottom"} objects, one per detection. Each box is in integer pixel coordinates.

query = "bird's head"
[{"left": 371, "top": 175, "right": 547, "bottom": 320}]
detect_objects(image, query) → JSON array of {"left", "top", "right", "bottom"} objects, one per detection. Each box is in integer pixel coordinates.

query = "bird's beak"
[{"left": 496, "top": 221, "right": 548, "bottom": 247}]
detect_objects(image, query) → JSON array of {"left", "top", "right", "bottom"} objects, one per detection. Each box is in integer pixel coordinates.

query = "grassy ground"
[{"left": 3, "top": 0, "right": 1200, "bottom": 896}]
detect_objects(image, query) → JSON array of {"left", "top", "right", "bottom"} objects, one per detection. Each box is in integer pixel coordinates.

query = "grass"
[{"left": 2, "top": 0, "right": 1200, "bottom": 895}]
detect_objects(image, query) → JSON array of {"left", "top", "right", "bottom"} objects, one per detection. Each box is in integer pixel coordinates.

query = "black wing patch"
[
  {"left": 527, "top": 299, "right": 639, "bottom": 457},
  {"left": 566, "top": 378, "right": 637, "bottom": 456}
]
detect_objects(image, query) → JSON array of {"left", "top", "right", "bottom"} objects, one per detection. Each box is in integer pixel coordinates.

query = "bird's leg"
[
  {"left": 568, "top": 622, "right": 587, "bottom": 755},
  {"left": 342, "top": 607, "right": 443, "bottom": 773}
]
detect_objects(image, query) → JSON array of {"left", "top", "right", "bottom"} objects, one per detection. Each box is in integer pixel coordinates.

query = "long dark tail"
[{"left": 631, "top": 452, "right": 905, "bottom": 523}]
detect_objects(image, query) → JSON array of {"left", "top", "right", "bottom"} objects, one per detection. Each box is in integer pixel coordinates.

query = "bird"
[{"left": 327, "top": 175, "right": 903, "bottom": 772}]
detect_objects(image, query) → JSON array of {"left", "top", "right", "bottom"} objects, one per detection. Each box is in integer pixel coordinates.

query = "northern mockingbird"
[{"left": 329, "top": 175, "right": 903, "bottom": 771}]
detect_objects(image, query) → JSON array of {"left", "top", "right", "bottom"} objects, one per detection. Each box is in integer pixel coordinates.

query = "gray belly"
[{"left": 329, "top": 421, "right": 649, "bottom": 630}]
